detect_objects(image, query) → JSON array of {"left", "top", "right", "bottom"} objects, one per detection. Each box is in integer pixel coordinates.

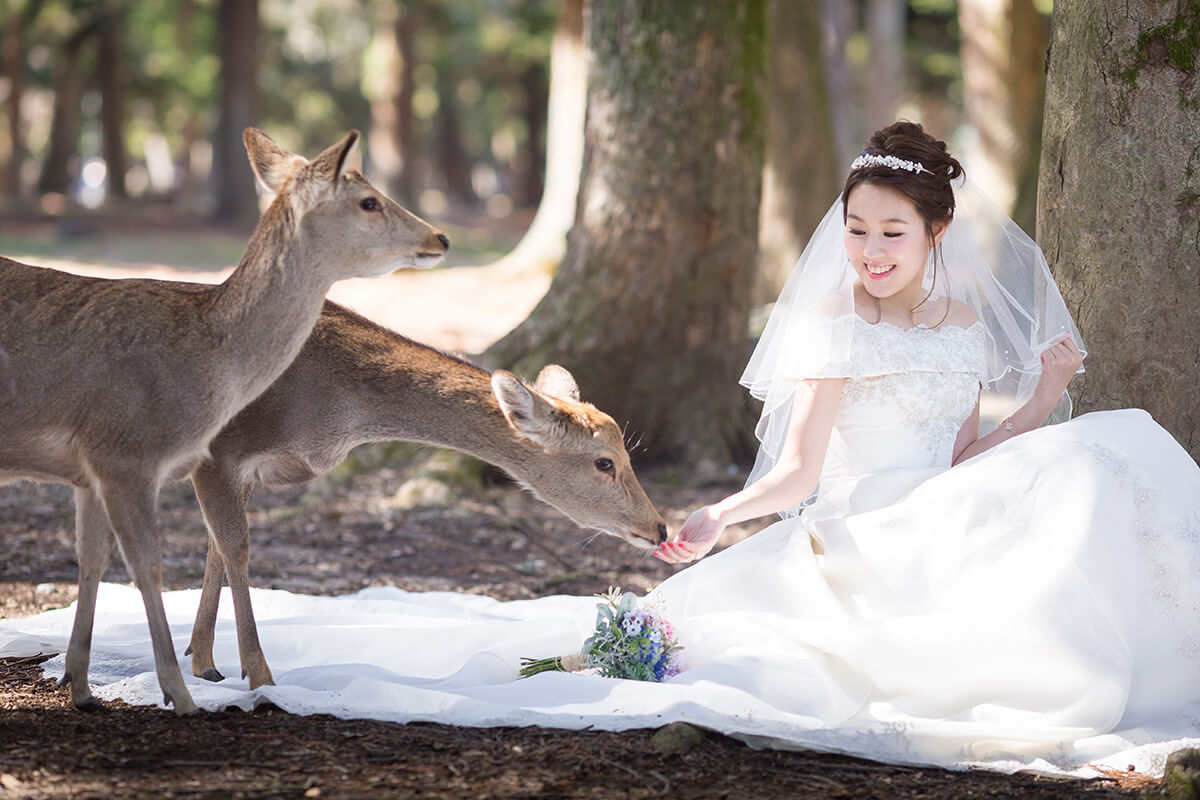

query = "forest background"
[{"left": 2, "top": 0, "right": 1197, "bottom": 470}]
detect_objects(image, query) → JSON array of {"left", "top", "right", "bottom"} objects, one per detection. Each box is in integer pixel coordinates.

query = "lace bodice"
[{"left": 821, "top": 317, "right": 987, "bottom": 484}]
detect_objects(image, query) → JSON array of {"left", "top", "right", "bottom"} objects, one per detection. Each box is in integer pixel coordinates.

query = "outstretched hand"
[
  {"left": 1035, "top": 334, "right": 1084, "bottom": 406},
  {"left": 654, "top": 505, "right": 725, "bottom": 564}
]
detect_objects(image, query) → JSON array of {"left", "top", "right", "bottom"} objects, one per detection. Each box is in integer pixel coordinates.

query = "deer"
[
  {"left": 0, "top": 128, "right": 449, "bottom": 714},
  {"left": 180, "top": 300, "right": 668, "bottom": 688}
]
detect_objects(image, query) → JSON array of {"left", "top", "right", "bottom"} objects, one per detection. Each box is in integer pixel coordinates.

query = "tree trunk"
[
  {"left": 960, "top": 0, "right": 1048, "bottom": 230},
  {"left": 434, "top": 67, "right": 473, "bottom": 206},
  {"left": 486, "top": 1, "right": 767, "bottom": 471},
  {"left": 2, "top": 12, "right": 25, "bottom": 201},
  {"left": 821, "top": 0, "right": 857, "bottom": 165},
  {"left": 212, "top": 0, "right": 260, "bottom": 224},
  {"left": 97, "top": 8, "right": 127, "bottom": 200},
  {"left": 1038, "top": 0, "right": 1200, "bottom": 459},
  {"left": 865, "top": 0, "right": 904, "bottom": 133},
  {"left": 366, "top": 2, "right": 417, "bottom": 207},
  {"left": 517, "top": 59, "right": 548, "bottom": 209},
  {"left": 754, "top": 0, "right": 840, "bottom": 306},
  {"left": 37, "top": 25, "right": 92, "bottom": 196},
  {"left": 485, "top": 0, "right": 585, "bottom": 275}
]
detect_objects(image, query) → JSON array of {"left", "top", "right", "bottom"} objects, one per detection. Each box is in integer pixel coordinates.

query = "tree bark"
[
  {"left": 212, "top": 0, "right": 260, "bottom": 224},
  {"left": 486, "top": 1, "right": 767, "bottom": 471},
  {"left": 485, "top": 0, "right": 585, "bottom": 275},
  {"left": 1038, "top": 0, "right": 1200, "bottom": 459},
  {"left": 754, "top": 0, "right": 840, "bottom": 306},
  {"left": 97, "top": 8, "right": 127, "bottom": 200}
]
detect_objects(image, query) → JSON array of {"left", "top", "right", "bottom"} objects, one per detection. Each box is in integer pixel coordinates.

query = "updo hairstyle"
[{"left": 841, "top": 121, "right": 964, "bottom": 246}]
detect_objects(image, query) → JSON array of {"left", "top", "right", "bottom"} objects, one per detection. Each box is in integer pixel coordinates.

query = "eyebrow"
[{"left": 846, "top": 213, "right": 912, "bottom": 224}]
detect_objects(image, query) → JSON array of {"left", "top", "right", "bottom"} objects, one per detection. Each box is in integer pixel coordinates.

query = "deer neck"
[
  {"left": 209, "top": 213, "right": 331, "bottom": 400},
  {"left": 353, "top": 343, "right": 541, "bottom": 475}
]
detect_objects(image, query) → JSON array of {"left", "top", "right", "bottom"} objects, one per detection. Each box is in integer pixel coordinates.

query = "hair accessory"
[{"left": 850, "top": 153, "right": 929, "bottom": 175}]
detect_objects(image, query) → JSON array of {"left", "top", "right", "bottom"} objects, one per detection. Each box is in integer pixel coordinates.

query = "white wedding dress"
[{"left": 3, "top": 316, "right": 1199, "bottom": 777}]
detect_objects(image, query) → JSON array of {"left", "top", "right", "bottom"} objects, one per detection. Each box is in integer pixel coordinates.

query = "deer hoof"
[
  {"left": 74, "top": 696, "right": 107, "bottom": 713},
  {"left": 198, "top": 668, "right": 225, "bottom": 683}
]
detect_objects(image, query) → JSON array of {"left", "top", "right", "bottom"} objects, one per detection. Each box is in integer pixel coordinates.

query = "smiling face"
[{"left": 843, "top": 182, "right": 945, "bottom": 310}]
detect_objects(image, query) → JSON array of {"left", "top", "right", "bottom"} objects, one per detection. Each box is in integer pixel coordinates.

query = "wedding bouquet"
[{"left": 519, "top": 587, "right": 683, "bottom": 682}]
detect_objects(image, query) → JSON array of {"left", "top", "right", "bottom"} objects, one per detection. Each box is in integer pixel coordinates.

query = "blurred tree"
[
  {"left": 486, "top": 1, "right": 767, "bottom": 470},
  {"left": 959, "top": 0, "right": 1048, "bottom": 231},
  {"left": 754, "top": 0, "right": 840, "bottom": 306},
  {"left": 37, "top": 12, "right": 96, "bottom": 195},
  {"left": 366, "top": 0, "right": 418, "bottom": 206},
  {"left": 485, "top": 0, "right": 585, "bottom": 274},
  {"left": 2, "top": 8, "right": 28, "bottom": 200},
  {"left": 866, "top": 0, "right": 904, "bottom": 132},
  {"left": 96, "top": 3, "right": 127, "bottom": 199},
  {"left": 821, "top": 0, "right": 855, "bottom": 165},
  {"left": 1038, "top": 0, "right": 1200, "bottom": 460},
  {"left": 212, "top": 0, "right": 259, "bottom": 223}
]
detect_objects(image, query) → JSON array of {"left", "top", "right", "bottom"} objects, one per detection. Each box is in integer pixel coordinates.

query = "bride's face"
[{"left": 843, "top": 182, "right": 942, "bottom": 304}]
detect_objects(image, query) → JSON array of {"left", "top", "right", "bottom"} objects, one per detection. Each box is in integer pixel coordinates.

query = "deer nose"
[
  {"left": 657, "top": 523, "right": 668, "bottom": 544},
  {"left": 437, "top": 233, "right": 450, "bottom": 250}
]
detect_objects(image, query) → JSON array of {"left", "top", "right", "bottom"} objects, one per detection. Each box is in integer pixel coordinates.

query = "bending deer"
[
  {"left": 0, "top": 129, "right": 448, "bottom": 714},
  {"left": 183, "top": 301, "right": 668, "bottom": 687}
]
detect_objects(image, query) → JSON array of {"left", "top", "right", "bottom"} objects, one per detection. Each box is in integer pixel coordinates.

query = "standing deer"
[
  {"left": 182, "top": 301, "right": 668, "bottom": 687},
  {"left": 0, "top": 129, "right": 448, "bottom": 713}
]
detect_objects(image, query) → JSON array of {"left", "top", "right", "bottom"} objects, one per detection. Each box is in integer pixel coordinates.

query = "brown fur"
[
  {"left": 183, "top": 301, "right": 668, "bottom": 687},
  {"left": 0, "top": 129, "right": 448, "bottom": 714}
]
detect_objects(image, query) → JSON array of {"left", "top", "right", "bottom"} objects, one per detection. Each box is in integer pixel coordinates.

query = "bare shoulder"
[{"left": 940, "top": 298, "right": 980, "bottom": 329}]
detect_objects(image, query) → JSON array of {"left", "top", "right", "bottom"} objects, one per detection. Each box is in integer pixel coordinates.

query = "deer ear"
[
  {"left": 492, "top": 370, "right": 558, "bottom": 446},
  {"left": 243, "top": 128, "right": 306, "bottom": 193},
  {"left": 534, "top": 364, "right": 580, "bottom": 402},
  {"left": 308, "top": 130, "right": 360, "bottom": 185}
]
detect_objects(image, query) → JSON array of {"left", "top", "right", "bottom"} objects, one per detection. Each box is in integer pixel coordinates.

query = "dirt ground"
[{"left": 0, "top": 216, "right": 1166, "bottom": 798}]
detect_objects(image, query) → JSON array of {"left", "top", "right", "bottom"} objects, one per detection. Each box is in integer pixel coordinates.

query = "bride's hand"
[
  {"left": 1034, "top": 334, "right": 1084, "bottom": 405},
  {"left": 654, "top": 505, "right": 725, "bottom": 564}
]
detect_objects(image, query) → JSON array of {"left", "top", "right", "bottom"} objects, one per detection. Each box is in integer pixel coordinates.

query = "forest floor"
[{"left": 0, "top": 214, "right": 1166, "bottom": 798}]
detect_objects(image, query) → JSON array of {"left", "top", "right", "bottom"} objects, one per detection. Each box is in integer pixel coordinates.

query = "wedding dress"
[{"left": 3, "top": 312, "right": 1198, "bottom": 778}]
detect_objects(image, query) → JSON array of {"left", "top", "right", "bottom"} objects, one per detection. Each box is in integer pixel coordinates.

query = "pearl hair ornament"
[{"left": 850, "top": 153, "right": 930, "bottom": 175}]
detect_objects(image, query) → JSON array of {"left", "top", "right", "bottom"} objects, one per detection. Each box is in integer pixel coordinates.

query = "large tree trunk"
[
  {"left": 1038, "top": 0, "right": 1200, "bottom": 459},
  {"left": 960, "top": 0, "right": 1048, "bottom": 231},
  {"left": 485, "top": 0, "right": 585, "bottom": 275},
  {"left": 212, "top": 0, "right": 260, "bottom": 224},
  {"left": 97, "top": 8, "right": 127, "bottom": 200},
  {"left": 486, "top": 1, "right": 767, "bottom": 471},
  {"left": 754, "top": 0, "right": 840, "bottom": 306}
]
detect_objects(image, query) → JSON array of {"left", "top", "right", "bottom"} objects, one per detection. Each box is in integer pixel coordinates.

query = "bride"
[{"left": 3, "top": 122, "right": 1198, "bottom": 777}]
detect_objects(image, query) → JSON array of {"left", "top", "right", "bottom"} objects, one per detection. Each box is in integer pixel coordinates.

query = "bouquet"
[{"left": 519, "top": 587, "right": 682, "bottom": 682}]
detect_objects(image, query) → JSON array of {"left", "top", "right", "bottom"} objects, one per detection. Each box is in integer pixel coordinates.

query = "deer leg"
[
  {"left": 60, "top": 486, "right": 116, "bottom": 711},
  {"left": 99, "top": 479, "right": 198, "bottom": 715},
  {"left": 192, "top": 463, "right": 274, "bottom": 688},
  {"left": 184, "top": 538, "right": 227, "bottom": 682}
]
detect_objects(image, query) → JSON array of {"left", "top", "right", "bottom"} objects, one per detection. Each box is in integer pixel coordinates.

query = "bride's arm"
[
  {"left": 655, "top": 377, "right": 844, "bottom": 564},
  {"left": 952, "top": 335, "right": 1084, "bottom": 465}
]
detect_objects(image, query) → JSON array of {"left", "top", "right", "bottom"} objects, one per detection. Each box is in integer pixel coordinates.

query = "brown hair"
[{"left": 841, "top": 121, "right": 965, "bottom": 313}]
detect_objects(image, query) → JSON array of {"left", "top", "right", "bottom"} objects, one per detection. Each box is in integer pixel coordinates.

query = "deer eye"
[
  {"left": 359, "top": 197, "right": 381, "bottom": 212},
  {"left": 594, "top": 457, "right": 614, "bottom": 474}
]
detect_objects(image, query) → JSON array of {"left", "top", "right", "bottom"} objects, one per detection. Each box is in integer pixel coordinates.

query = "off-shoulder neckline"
[{"left": 852, "top": 315, "right": 986, "bottom": 335}]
